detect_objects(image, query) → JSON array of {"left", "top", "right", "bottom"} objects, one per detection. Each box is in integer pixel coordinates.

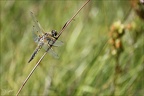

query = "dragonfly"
[{"left": 28, "top": 12, "right": 64, "bottom": 63}]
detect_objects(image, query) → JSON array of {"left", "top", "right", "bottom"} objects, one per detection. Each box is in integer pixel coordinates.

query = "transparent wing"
[
  {"left": 30, "top": 12, "right": 45, "bottom": 34},
  {"left": 32, "top": 25, "right": 41, "bottom": 43},
  {"left": 45, "top": 36, "right": 64, "bottom": 47},
  {"left": 49, "top": 40, "right": 64, "bottom": 47},
  {"left": 53, "top": 40, "right": 64, "bottom": 46},
  {"left": 48, "top": 48, "right": 59, "bottom": 59},
  {"left": 43, "top": 43, "right": 59, "bottom": 58},
  {"left": 30, "top": 12, "right": 44, "bottom": 43}
]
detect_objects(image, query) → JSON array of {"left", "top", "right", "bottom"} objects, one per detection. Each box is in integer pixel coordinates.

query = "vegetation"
[{"left": 1, "top": 0, "right": 143, "bottom": 95}]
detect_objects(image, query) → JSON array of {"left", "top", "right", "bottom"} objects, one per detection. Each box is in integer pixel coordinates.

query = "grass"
[{"left": 0, "top": 0, "right": 144, "bottom": 96}]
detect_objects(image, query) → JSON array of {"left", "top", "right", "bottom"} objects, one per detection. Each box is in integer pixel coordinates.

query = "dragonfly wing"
[
  {"left": 42, "top": 43, "right": 59, "bottom": 58},
  {"left": 53, "top": 40, "right": 64, "bottom": 47},
  {"left": 43, "top": 42, "right": 50, "bottom": 51},
  {"left": 30, "top": 12, "right": 45, "bottom": 40},
  {"left": 48, "top": 48, "right": 59, "bottom": 59},
  {"left": 32, "top": 25, "right": 41, "bottom": 43},
  {"left": 30, "top": 12, "right": 45, "bottom": 34},
  {"left": 45, "top": 36, "right": 64, "bottom": 47}
]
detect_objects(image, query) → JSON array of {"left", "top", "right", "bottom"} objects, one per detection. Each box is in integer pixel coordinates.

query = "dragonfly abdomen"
[{"left": 28, "top": 45, "right": 43, "bottom": 63}]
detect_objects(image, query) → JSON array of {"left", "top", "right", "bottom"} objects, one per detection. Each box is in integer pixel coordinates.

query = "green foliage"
[{"left": 0, "top": 0, "right": 143, "bottom": 95}]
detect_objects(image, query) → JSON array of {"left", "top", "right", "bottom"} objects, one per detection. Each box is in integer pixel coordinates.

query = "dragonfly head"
[{"left": 51, "top": 30, "right": 57, "bottom": 37}]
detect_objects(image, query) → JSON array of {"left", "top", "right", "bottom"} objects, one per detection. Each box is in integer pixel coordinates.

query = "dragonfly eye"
[{"left": 51, "top": 30, "right": 57, "bottom": 37}]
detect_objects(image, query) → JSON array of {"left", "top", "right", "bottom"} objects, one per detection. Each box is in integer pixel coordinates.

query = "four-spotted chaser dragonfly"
[{"left": 28, "top": 12, "right": 63, "bottom": 63}]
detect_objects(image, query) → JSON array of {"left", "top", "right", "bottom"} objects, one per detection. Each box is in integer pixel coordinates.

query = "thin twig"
[
  {"left": 16, "top": 0, "right": 90, "bottom": 95},
  {"left": 16, "top": 52, "right": 47, "bottom": 96}
]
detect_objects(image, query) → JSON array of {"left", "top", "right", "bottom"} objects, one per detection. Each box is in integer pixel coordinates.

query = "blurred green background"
[{"left": 0, "top": 0, "right": 144, "bottom": 95}]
